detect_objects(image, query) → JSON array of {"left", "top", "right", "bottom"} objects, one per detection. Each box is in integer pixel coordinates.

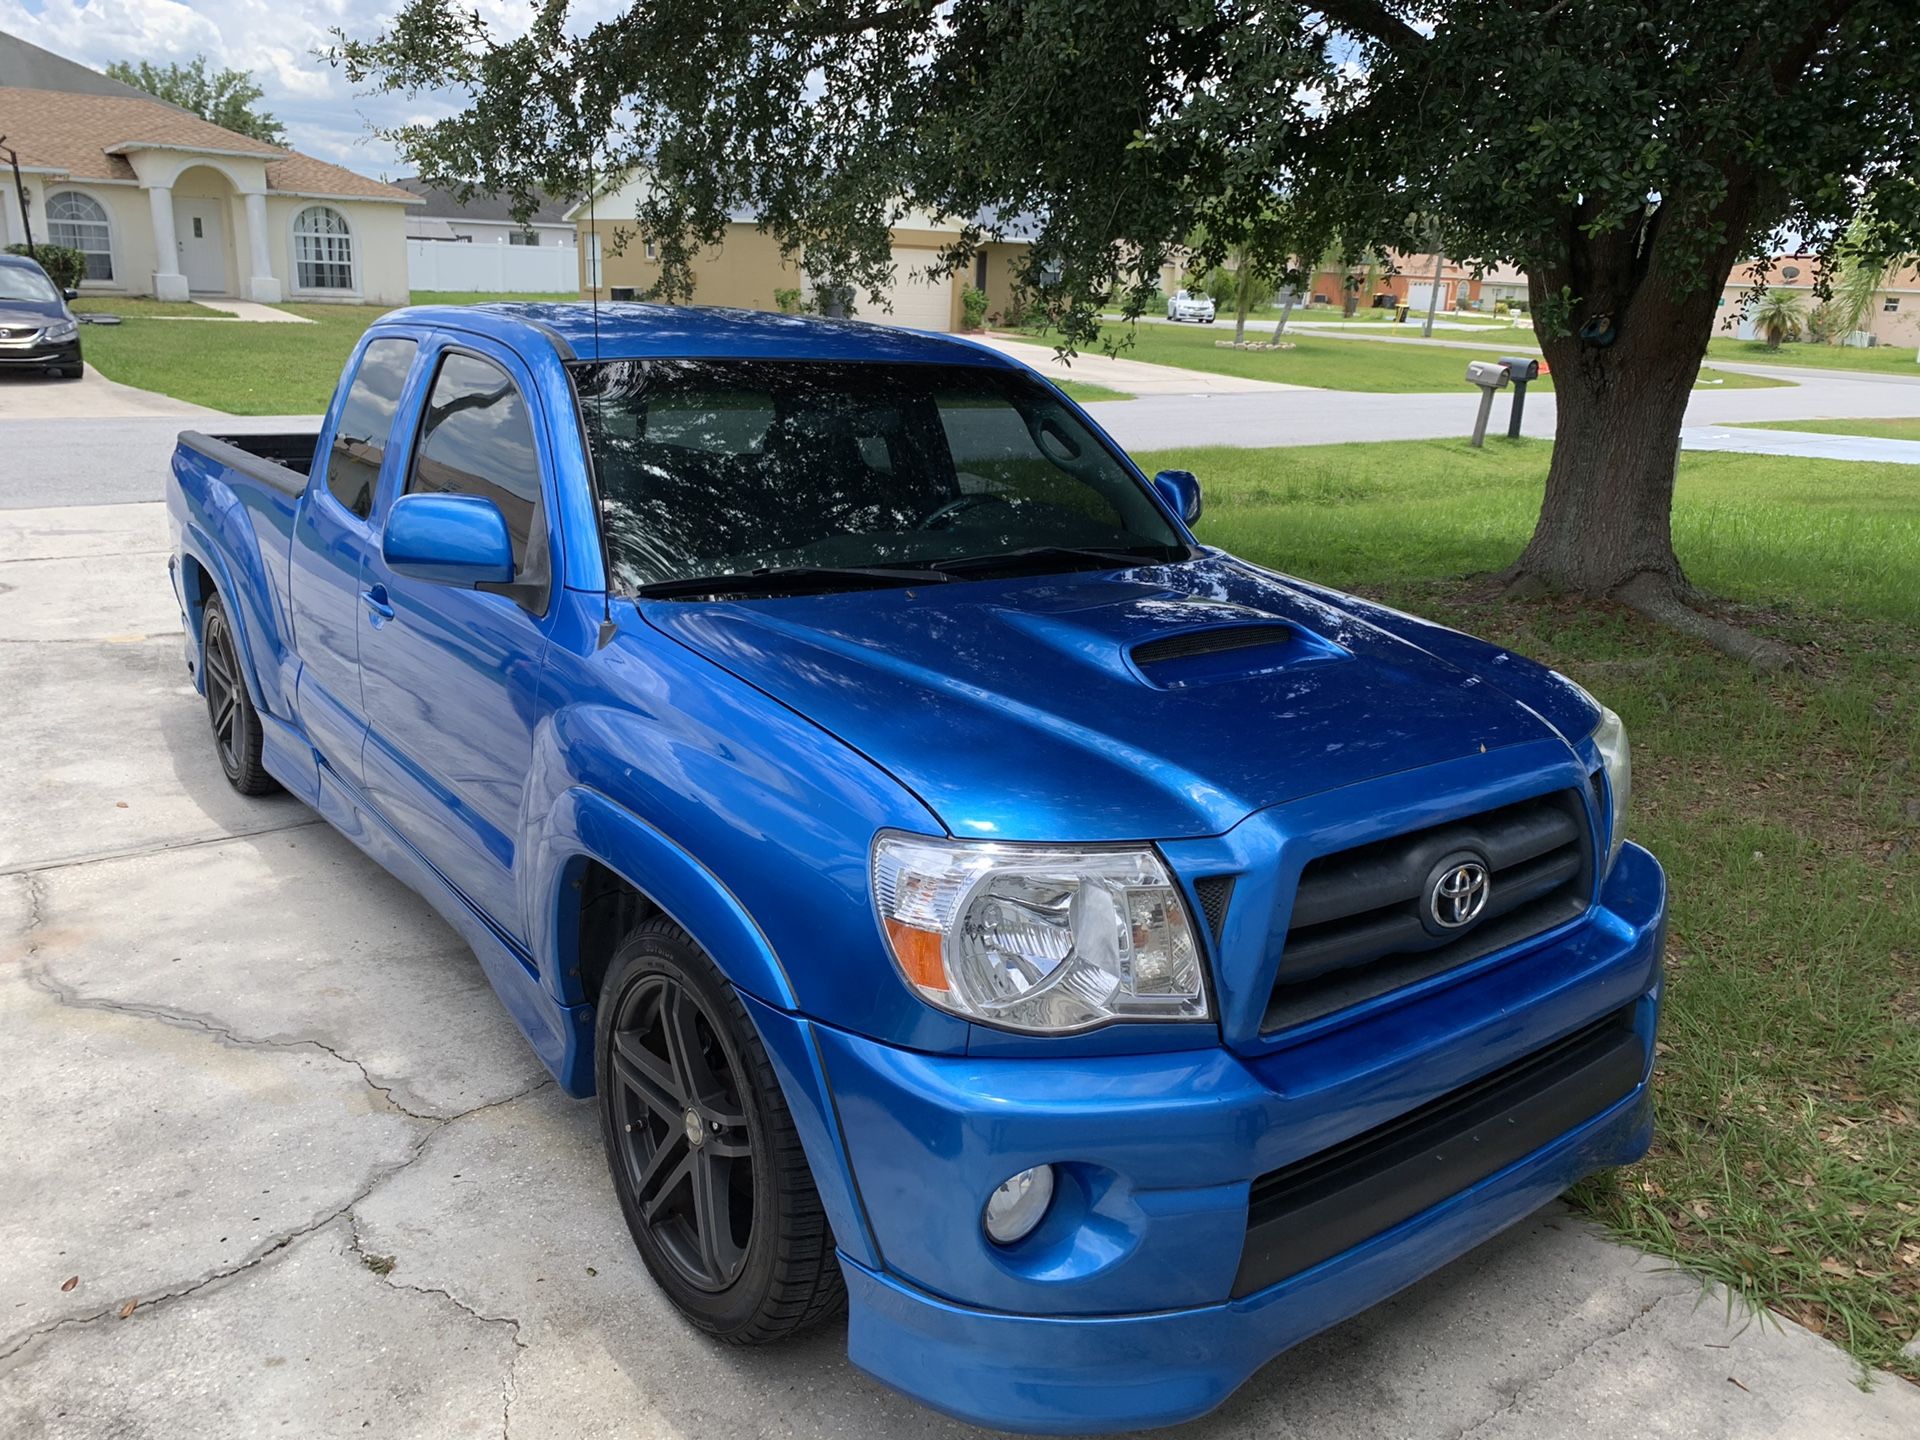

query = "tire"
[
  {"left": 200, "top": 596, "right": 277, "bottom": 796},
  {"left": 57, "top": 363, "right": 83, "bottom": 380},
  {"left": 597, "top": 918, "right": 844, "bottom": 1344}
]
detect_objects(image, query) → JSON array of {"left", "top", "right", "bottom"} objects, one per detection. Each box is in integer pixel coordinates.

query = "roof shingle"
[{"left": 0, "top": 84, "right": 417, "bottom": 204}]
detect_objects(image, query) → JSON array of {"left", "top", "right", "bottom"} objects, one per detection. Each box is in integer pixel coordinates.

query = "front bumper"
[
  {"left": 773, "top": 841, "right": 1665, "bottom": 1433},
  {"left": 0, "top": 338, "right": 80, "bottom": 368}
]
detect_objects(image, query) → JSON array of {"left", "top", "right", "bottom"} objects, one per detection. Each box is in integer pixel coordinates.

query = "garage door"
[
  {"left": 880, "top": 247, "right": 955, "bottom": 331},
  {"left": 1406, "top": 282, "right": 1450, "bottom": 313}
]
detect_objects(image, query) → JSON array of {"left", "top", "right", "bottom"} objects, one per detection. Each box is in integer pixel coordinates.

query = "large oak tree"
[{"left": 336, "top": 2, "right": 1920, "bottom": 656}]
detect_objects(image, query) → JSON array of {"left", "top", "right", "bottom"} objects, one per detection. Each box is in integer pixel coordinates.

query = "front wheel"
[{"left": 596, "top": 918, "right": 844, "bottom": 1344}]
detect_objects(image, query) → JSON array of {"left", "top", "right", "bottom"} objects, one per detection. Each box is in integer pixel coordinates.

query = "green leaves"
[{"left": 104, "top": 55, "right": 287, "bottom": 147}]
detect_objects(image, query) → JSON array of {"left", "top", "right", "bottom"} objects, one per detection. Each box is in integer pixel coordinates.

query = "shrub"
[
  {"left": 960, "top": 285, "right": 989, "bottom": 330},
  {"left": 773, "top": 286, "right": 808, "bottom": 314},
  {"left": 1494, "top": 300, "right": 1511, "bottom": 317},
  {"left": 5, "top": 242, "right": 85, "bottom": 292},
  {"left": 1202, "top": 267, "right": 1237, "bottom": 311},
  {"left": 1000, "top": 289, "right": 1032, "bottom": 328}
]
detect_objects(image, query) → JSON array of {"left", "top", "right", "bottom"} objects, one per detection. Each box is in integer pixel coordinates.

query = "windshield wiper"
[
  {"left": 928, "top": 544, "right": 1186, "bottom": 577},
  {"left": 634, "top": 563, "right": 953, "bottom": 600}
]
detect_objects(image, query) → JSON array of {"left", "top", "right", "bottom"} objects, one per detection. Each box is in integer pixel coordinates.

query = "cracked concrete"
[{"left": 3, "top": 496, "right": 1917, "bottom": 1438}]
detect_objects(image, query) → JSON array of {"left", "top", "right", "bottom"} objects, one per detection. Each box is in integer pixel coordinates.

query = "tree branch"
[{"left": 1313, "top": 1, "right": 1426, "bottom": 57}]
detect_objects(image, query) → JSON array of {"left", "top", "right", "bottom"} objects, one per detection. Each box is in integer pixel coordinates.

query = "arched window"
[
  {"left": 293, "top": 205, "right": 354, "bottom": 291},
  {"left": 46, "top": 191, "right": 113, "bottom": 281}
]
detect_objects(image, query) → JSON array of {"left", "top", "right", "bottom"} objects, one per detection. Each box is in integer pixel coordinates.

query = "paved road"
[
  {"left": 3, "top": 499, "right": 1918, "bottom": 1431},
  {"left": 6, "top": 359, "right": 1917, "bottom": 510}
]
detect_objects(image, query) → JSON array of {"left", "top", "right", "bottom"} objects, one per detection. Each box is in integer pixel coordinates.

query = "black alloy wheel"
[
  {"left": 200, "top": 597, "right": 277, "bottom": 795},
  {"left": 609, "top": 969, "right": 755, "bottom": 1291},
  {"left": 596, "top": 919, "right": 844, "bottom": 1343}
]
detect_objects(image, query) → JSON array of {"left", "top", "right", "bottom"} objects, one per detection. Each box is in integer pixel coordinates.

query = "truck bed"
[{"left": 177, "top": 430, "right": 319, "bottom": 498}]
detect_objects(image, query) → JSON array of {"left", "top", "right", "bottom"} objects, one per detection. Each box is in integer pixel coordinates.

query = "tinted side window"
[
  {"left": 407, "top": 352, "right": 544, "bottom": 578},
  {"left": 326, "top": 337, "right": 417, "bottom": 518}
]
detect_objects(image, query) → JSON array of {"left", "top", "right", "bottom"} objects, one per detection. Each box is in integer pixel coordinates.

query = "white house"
[
  {"left": 0, "top": 30, "right": 418, "bottom": 305},
  {"left": 393, "top": 177, "right": 574, "bottom": 247}
]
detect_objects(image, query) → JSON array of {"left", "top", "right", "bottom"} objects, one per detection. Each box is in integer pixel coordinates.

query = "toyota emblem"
[{"left": 1428, "top": 860, "right": 1490, "bottom": 929}]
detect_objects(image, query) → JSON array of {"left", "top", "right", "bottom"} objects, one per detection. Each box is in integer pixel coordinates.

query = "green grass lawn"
[
  {"left": 1736, "top": 416, "right": 1920, "bottom": 442},
  {"left": 72, "top": 291, "right": 583, "bottom": 412},
  {"left": 1057, "top": 380, "right": 1134, "bottom": 403},
  {"left": 1136, "top": 436, "right": 1919, "bottom": 1380},
  {"left": 71, "top": 296, "right": 225, "bottom": 319},
  {"left": 1009, "top": 324, "right": 1785, "bottom": 393},
  {"left": 1707, "top": 337, "right": 1920, "bottom": 375}
]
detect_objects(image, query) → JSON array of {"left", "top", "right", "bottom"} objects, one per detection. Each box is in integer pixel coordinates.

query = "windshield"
[
  {"left": 0, "top": 266, "right": 61, "bottom": 304},
  {"left": 572, "top": 358, "right": 1187, "bottom": 594}
]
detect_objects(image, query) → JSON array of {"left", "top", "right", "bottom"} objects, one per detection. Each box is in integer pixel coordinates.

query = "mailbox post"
[
  {"left": 1464, "top": 360, "right": 1510, "bottom": 447},
  {"left": 1500, "top": 355, "right": 1541, "bottom": 438}
]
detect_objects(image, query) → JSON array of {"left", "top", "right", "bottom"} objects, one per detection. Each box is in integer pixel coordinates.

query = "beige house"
[
  {"left": 1723, "top": 255, "right": 1920, "bottom": 349},
  {"left": 0, "top": 31, "right": 417, "bottom": 305},
  {"left": 570, "top": 177, "right": 1031, "bottom": 331}
]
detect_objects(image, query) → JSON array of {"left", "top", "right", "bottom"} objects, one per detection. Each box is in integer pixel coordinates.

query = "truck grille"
[
  {"left": 1263, "top": 790, "right": 1593, "bottom": 1032},
  {"left": 1231, "top": 1003, "right": 1641, "bottom": 1296}
]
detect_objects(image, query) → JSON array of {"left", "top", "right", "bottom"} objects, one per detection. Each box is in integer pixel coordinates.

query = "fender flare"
[
  {"left": 179, "top": 518, "right": 273, "bottom": 714},
  {"left": 532, "top": 785, "right": 798, "bottom": 1016}
]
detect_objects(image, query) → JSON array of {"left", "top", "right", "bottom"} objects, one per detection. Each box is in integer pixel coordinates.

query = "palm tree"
[{"left": 1751, "top": 288, "right": 1807, "bottom": 350}]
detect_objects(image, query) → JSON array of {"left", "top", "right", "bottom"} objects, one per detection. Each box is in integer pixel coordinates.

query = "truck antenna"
[{"left": 586, "top": 150, "right": 601, "bottom": 360}]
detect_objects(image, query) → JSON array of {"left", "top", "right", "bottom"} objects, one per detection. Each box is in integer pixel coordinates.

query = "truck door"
[
  {"left": 357, "top": 338, "right": 556, "bottom": 946},
  {"left": 288, "top": 334, "right": 421, "bottom": 783}
]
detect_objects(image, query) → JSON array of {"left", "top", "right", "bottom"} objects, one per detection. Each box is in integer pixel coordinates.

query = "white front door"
[{"left": 173, "top": 198, "right": 228, "bottom": 293}]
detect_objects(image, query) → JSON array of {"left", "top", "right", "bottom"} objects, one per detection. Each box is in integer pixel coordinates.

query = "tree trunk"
[{"left": 1503, "top": 212, "right": 1794, "bottom": 669}]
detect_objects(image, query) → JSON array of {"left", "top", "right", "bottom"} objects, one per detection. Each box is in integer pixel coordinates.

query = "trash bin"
[{"left": 1394, "top": 304, "right": 1411, "bottom": 323}]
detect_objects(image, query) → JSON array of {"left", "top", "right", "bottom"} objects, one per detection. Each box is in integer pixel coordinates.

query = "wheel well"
[
  {"left": 570, "top": 859, "right": 658, "bottom": 1008},
  {"left": 180, "top": 553, "right": 214, "bottom": 628}
]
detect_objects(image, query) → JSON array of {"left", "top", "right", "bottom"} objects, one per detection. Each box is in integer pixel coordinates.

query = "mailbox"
[
  {"left": 1500, "top": 355, "right": 1540, "bottom": 382},
  {"left": 1466, "top": 360, "right": 1510, "bottom": 389}
]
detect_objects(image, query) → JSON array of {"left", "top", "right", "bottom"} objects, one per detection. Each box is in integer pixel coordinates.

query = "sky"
[{"left": 0, "top": 0, "right": 620, "bottom": 177}]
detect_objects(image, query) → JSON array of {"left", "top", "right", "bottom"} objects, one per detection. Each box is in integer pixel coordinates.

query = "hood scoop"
[{"left": 1130, "top": 622, "right": 1347, "bottom": 689}]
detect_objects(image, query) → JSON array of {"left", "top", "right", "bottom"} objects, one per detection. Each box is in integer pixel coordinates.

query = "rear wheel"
[
  {"left": 200, "top": 597, "right": 277, "bottom": 796},
  {"left": 596, "top": 918, "right": 844, "bottom": 1343}
]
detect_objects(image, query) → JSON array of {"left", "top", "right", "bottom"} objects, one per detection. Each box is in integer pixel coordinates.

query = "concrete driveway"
[
  {"left": 3, "top": 469, "right": 1918, "bottom": 1435},
  {"left": 0, "top": 364, "right": 216, "bottom": 421}
]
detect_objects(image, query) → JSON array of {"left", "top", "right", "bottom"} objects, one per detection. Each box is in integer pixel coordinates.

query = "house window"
[
  {"left": 644, "top": 238, "right": 657, "bottom": 262},
  {"left": 509, "top": 230, "right": 538, "bottom": 246},
  {"left": 293, "top": 205, "right": 355, "bottom": 290},
  {"left": 46, "top": 191, "right": 113, "bottom": 281},
  {"left": 1884, "top": 297, "right": 1901, "bottom": 313}
]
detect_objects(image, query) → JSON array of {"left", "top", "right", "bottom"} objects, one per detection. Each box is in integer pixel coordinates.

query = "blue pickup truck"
[{"left": 168, "top": 303, "right": 1663, "bottom": 1433}]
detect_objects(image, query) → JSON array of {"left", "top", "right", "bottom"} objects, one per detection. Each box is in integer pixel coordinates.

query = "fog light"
[{"left": 982, "top": 1165, "right": 1055, "bottom": 1245}]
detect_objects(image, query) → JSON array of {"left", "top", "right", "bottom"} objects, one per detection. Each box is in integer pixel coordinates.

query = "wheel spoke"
[
  {"left": 610, "top": 1030, "right": 684, "bottom": 1121},
  {"left": 663, "top": 989, "right": 727, "bottom": 1112},
  {"left": 640, "top": 1148, "right": 696, "bottom": 1224},
  {"left": 690, "top": 1151, "right": 745, "bottom": 1282},
  {"left": 633, "top": 1129, "right": 686, "bottom": 1206},
  {"left": 705, "top": 1130, "right": 752, "bottom": 1159},
  {"left": 213, "top": 695, "right": 236, "bottom": 739}
]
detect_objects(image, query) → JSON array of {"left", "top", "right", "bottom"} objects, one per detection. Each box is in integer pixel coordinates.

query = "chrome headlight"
[
  {"left": 871, "top": 834, "right": 1208, "bottom": 1034},
  {"left": 45, "top": 319, "right": 78, "bottom": 342},
  {"left": 1558, "top": 675, "right": 1632, "bottom": 872},
  {"left": 1591, "top": 703, "right": 1631, "bottom": 871}
]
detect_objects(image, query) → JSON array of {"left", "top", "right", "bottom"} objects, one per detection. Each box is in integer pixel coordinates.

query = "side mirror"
[
  {"left": 63, "top": 287, "right": 79, "bottom": 301},
  {"left": 1151, "top": 469, "right": 1203, "bottom": 525},
  {"left": 382, "top": 493, "right": 515, "bottom": 586}
]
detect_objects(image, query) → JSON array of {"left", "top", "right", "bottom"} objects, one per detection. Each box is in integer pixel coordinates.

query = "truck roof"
[{"left": 383, "top": 301, "right": 1024, "bottom": 369}]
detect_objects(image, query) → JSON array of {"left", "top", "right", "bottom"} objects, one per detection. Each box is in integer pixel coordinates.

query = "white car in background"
[{"left": 1165, "top": 289, "right": 1216, "bottom": 323}]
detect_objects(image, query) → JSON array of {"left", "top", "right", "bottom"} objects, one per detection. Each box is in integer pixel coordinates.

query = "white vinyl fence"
[{"left": 407, "top": 239, "right": 580, "bottom": 295}]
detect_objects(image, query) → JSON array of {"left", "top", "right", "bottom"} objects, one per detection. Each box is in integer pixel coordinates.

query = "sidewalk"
[
  {"left": 1683, "top": 424, "right": 1920, "bottom": 464},
  {"left": 971, "top": 332, "right": 1311, "bottom": 394}
]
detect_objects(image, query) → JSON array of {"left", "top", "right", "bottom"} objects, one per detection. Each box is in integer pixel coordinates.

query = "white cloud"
[{"left": 0, "top": 0, "right": 622, "bottom": 171}]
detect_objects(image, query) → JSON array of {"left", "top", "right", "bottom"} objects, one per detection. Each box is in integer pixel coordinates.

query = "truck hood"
[{"left": 641, "top": 554, "right": 1587, "bottom": 841}]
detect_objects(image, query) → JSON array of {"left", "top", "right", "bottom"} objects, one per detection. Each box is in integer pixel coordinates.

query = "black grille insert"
[
  {"left": 1264, "top": 790, "right": 1592, "bottom": 1032},
  {"left": 1192, "top": 875, "right": 1235, "bottom": 943},
  {"left": 1232, "top": 1004, "right": 1642, "bottom": 1297}
]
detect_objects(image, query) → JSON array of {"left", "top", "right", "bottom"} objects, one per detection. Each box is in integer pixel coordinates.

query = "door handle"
[{"left": 361, "top": 585, "right": 393, "bottom": 622}]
